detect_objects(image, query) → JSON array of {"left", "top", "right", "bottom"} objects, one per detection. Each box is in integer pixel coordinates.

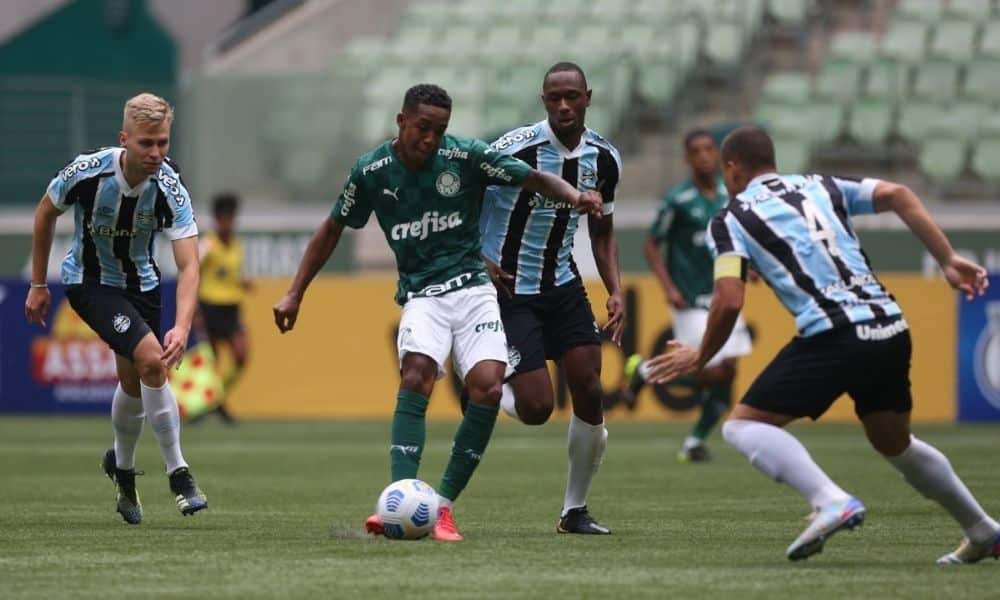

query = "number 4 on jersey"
[{"left": 802, "top": 198, "right": 841, "bottom": 257}]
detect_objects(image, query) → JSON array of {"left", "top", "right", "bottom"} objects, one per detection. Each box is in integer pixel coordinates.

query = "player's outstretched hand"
[
  {"left": 161, "top": 327, "right": 188, "bottom": 370},
  {"left": 644, "top": 340, "right": 700, "bottom": 384},
  {"left": 484, "top": 257, "right": 514, "bottom": 299},
  {"left": 604, "top": 292, "right": 625, "bottom": 346},
  {"left": 273, "top": 293, "right": 301, "bottom": 333},
  {"left": 24, "top": 287, "right": 51, "bottom": 327},
  {"left": 943, "top": 254, "right": 989, "bottom": 301},
  {"left": 575, "top": 190, "right": 603, "bottom": 218}
]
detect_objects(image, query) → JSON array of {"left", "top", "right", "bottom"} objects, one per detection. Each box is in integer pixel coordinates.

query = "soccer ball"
[{"left": 375, "top": 479, "right": 440, "bottom": 540}]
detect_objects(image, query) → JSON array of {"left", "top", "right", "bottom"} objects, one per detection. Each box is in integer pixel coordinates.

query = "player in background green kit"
[
  {"left": 623, "top": 129, "right": 752, "bottom": 462},
  {"left": 273, "top": 84, "right": 602, "bottom": 541}
]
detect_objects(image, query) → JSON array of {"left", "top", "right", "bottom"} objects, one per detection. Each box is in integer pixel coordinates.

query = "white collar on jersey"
[
  {"left": 747, "top": 172, "right": 781, "bottom": 190},
  {"left": 541, "top": 119, "right": 588, "bottom": 159},
  {"left": 113, "top": 147, "right": 153, "bottom": 197}
]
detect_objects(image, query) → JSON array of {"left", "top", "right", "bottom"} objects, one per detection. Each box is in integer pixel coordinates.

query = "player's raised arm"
[
  {"left": 522, "top": 169, "right": 602, "bottom": 217},
  {"left": 872, "top": 181, "right": 988, "bottom": 300},
  {"left": 24, "top": 193, "right": 62, "bottom": 327},
  {"left": 273, "top": 217, "right": 346, "bottom": 333}
]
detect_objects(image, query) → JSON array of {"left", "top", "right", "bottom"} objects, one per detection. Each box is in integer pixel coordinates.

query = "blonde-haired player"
[{"left": 25, "top": 92, "right": 208, "bottom": 524}]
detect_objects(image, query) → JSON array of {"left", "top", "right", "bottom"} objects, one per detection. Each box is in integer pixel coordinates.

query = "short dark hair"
[
  {"left": 720, "top": 125, "right": 776, "bottom": 170},
  {"left": 402, "top": 83, "right": 452, "bottom": 113},
  {"left": 683, "top": 128, "right": 715, "bottom": 151},
  {"left": 544, "top": 62, "right": 588, "bottom": 88},
  {"left": 212, "top": 192, "right": 239, "bottom": 217}
]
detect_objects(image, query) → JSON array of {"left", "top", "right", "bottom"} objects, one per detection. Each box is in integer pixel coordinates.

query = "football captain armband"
[{"left": 714, "top": 255, "right": 748, "bottom": 281}]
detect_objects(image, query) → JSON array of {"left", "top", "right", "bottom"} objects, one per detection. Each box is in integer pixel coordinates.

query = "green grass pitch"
[{"left": 1, "top": 417, "right": 998, "bottom": 599}]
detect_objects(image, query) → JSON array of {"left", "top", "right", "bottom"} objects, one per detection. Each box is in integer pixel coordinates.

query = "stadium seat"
[
  {"left": 848, "top": 99, "right": 895, "bottom": 144},
  {"left": 621, "top": 23, "right": 656, "bottom": 56},
  {"left": 483, "top": 101, "right": 524, "bottom": 138},
  {"left": 542, "top": 0, "right": 588, "bottom": 19},
  {"left": 941, "top": 101, "right": 991, "bottom": 141},
  {"left": 964, "top": 59, "right": 1000, "bottom": 101},
  {"left": 971, "top": 138, "right": 1000, "bottom": 182},
  {"left": 897, "top": 100, "right": 946, "bottom": 141},
  {"left": 637, "top": 62, "right": 680, "bottom": 104},
  {"left": 912, "top": 60, "right": 960, "bottom": 102},
  {"left": 814, "top": 60, "right": 862, "bottom": 103},
  {"left": 918, "top": 137, "right": 967, "bottom": 181},
  {"left": 633, "top": 0, "right": 679, "bottom": 23},
  {"left": 704, "top": 21, "right": 745, "bottom": 66},
  {"left": 767, "top": 0, "right": 809, "bottom": 24},
  {"left": 761, "top": 72, "right": 811, "bottom": 104},
  {"left": 893, "top": 0, "right": 944, "bottom": 23},
  {"left": 408, "top": 2, "right": 453, "bottom": 27},
  {"left": 584, "top": 0, "right": 632, "bottom": 24},
  {"left": 946, "top": 0, "right": 993, "bottom": 20},
  {"left": 929, "top": 20, "right": 978, "bottom": 62},
  {"left": 827, "top": 31, "right": 878, "bottom": 64},
  {"left": 772, "top": 133, "right": 811, "bottom": 172},
  {"left": 979, "top": 21, "right": 1000, "bottom": 58},
  {"left": 809, "top": 101, "right": 846, "bottom": 143},
  {"left": 879, "top": 21, "right": 930, "bottom": 63},
  {"left": 865, "top": 58, "right": 911, "bottom": 100},
  {"left": 479, "top": 25, "right": 525, "bottom": 62}
]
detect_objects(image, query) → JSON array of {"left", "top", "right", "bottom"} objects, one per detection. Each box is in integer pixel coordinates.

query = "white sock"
[
  {"left": 499, "top": 383, "right": 520, "bottom": 422},
  {"left": 437, "top": 495, "right": 453, "bottom": 510},
  {"left": 140, "top": 380, "right": 188, "bottom": 474},
  {"left": 682, "top": 435, "right": 702, "bottom": 451},
  {"left": 111, "top": 384, "right": 144, "bottom": 470},
  {"left": 562, "top": 415, "right": 608, "bottom": 516},
  {"left": 722, "top": 419, "right": 852, "bottom": 510},
  {"left": 886, "top": 436, "right": 1000, "bottom": 544}
]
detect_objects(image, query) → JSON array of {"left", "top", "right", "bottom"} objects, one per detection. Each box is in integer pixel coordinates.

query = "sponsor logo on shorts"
[
  {"left": 507, "top": 345, "right": 521, "bottom": 369},
  {"left": 112, "top": 313, "right": 131, "bottom": 334},
  {"left": 855, "top": 318, "right": 908, "bottom": 341},
  {"left": 436, "top": 171, "right": 461, "bottom": 197},
  {"left": 974, "top": 302, "right": 1000, "bottom": 410},
  {"left": 474, "top": 319, "right": 504, "bottom": 333},
  {"left": 407, "top": 272, "right": 475, "bottom": 300}
]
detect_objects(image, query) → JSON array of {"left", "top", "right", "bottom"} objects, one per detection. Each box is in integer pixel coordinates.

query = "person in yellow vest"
[{"left": 196, "top": 193, "right": 251, "bottom": 422}]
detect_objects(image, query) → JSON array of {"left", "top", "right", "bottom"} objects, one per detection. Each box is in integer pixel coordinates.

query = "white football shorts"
[
  {"left": 672, "top": 307, "right": 752, "bottom": 367},
  {"left": 397, "top": 283, "right": 508, "bottom": 381}
]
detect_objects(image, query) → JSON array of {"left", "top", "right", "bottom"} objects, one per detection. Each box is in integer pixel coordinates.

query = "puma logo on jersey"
[
  {"left": 383, "top": 187, "right": 400, "bottom": 201},
  {"left": 390, "top": 211, "right": 462, "bottom": 241}
]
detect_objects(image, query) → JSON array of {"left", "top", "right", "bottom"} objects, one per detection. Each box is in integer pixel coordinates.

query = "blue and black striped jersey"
[
  {"left": 708, "top": 173, "right": 901, "bottom": 337},
  {"left": 480, "top": 119, "right": 622, "bottom": 295},
  {"left": 46, "top": 148, "right": 197, "bottom": 292}
]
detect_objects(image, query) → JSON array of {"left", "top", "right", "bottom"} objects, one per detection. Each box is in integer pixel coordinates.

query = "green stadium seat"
[
  {"left": 542, "top": 0, "right": 588, "bottom": 19},
  {"left": 919, "top": 138, "right": 967, "bottom": 181},
  {"left": 815, "top": 60, "right": 862, "bottom": 103},
  {"left": 879, "top": 21, "right": 930, "bottom": 63},
  {"left": 478, "top": 25, "right": 525, "bottom": 63},
  {"left": 637, "top": 61, "right": 680, "bottom": 104},
  {"left": 585, "top": 0, "right": 632, "bottom": 24},
  {"left": 912, "top": 60, "right": 960, "bottom": 102},
  {"left": 365, "top": 66, "right": 415, "bottom": 102},
  {"left": 945, "top": 0, "right": 992, "bottom": 20},
  {"left": 454, "top": 1, "right": 499, "bottom": 27},
  {"left": 621, "top": 23, "right": 656, "bottom": 56},
  {"left": 964, "top": 59, "right": 1000, "bottom": 101},
  {"left": 971, "top": 138, "right": 1000, "bottom": 182},
  {"left": 572, "top": 24, "right": 614, "bottom": 56},
  {"left": 446, "top": 104, "right": 483, "bottom": 138},
  {"left": 529, "top": 23, "right": 571, "bottom": 53},
  {"left": 848, "top": 99, "right": 895, "bottom": 144},
  {"left": 484, "top": 101, "right": 525, "bottom": 138},
  {"left": 979, "top": 21, "right": 1000, "bottom": 58},
  {"left": 894, "top": 0, "right": 944, "bottom": 23},
  {"left": 937, "top": 101, "right": 991, "bottom": 141},
  {"left": 809, "top": 101, "right": 846, "bottom": 143},
  {"left": 395, "top": 24, "right": 434, "bottom": 49},
  {"left": 704, "top": 21, "right": 745, "bottom": 66},
  {"left": 897, "top": 101, "right": 946, "bottom": 141},
  {"left": 865, "top": 58, "right": 911, "bottom": 100},
  {"left": 633, "top": 0, "right": 679, "bottom": 23},
  {"left": 440, "top": 26, "right": 479, "bottom": 52},
  {"left": 929, "top": 20, "right": 978, "bottom": 62},
  {"left": 761, "top": 73, "right": 811, "bottom": 104},
  {"left": 772, "top": 133, "right": 812, "bottom": 173},
  {"left": 827, "top": 31, "right": 877, "bottom": 64},
  {"left": 585, "top": 105, "right": 616, "bottom": 137},
  {"left": 408, "top": 2, "right": 453, "bottom": 27},
  {"left": 768, "top": 0, "right": 809, "bottom": 24}
]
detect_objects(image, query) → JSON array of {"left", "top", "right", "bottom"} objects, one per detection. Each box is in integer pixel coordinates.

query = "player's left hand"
[
  {"left": 643, "top": 340, "right": 700, "bottom": 384},
  {"left": 575, "top": 190, "right": 603, "bottom": 218},
  {"left": 604, "top": 292, "right": 625, "bottom": 346},
  {"left": 161, "top": 326, "right": 189, "bottom": 370}
]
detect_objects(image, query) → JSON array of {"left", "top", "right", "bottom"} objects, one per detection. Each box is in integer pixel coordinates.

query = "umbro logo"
[{"left": 383, "top": 187, "right": 400, "bottom": 201}]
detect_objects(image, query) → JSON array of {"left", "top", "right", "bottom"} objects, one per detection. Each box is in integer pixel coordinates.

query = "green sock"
[
  {"left": 438, "top": 402, "right": 499, "bottom": 501},
  {"left": 390, "top": 390, "right": 428, "bottom": 481},
  {"left": 690, "top": 384, "right": 732, "bottom": 441}
]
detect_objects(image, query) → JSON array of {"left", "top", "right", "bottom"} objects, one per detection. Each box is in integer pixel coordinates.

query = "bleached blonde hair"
[{"left": 122, "top": 93, "right": 174, "bottom": 130}]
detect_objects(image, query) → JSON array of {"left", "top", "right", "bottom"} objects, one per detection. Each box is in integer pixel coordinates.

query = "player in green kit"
[
  {"left": 273, "top": 84, "right": 602, "bottom": 541},
  {"left": 623, "top": 129, "right": 752, "bottom": 462}
]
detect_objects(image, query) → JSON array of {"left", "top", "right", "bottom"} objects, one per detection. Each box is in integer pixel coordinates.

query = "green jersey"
[
  {"left": 332, "top": 134, "right": 532, "bottom": 305},
  {"left": 649, "top": 175, "right": 729, "bottom": 309}
]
